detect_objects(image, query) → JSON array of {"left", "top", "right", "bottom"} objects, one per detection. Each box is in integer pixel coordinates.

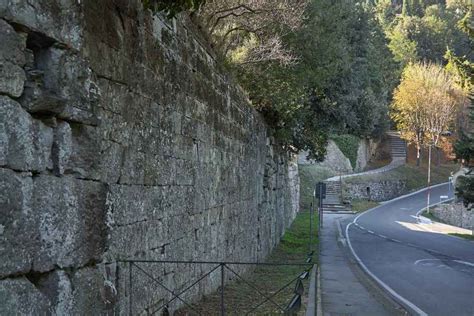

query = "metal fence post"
[
  {"left": 221, "top": 263, "right": 225, "bottom": 316},
  {"left": 129, "top": 262, "right": 133, "bottom": 316},
  {"left": 309, "top": 202, "right": 313, "bottom": 254}
]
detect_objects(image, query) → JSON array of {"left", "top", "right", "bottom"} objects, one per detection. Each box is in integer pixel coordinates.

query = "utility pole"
[{"left": 427, "top": 144, "right": 432, "bottom": 213}]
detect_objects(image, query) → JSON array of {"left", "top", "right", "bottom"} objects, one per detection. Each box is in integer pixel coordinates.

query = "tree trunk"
[
  {"left": 416, "top": 145, "right": 421, "bottom": 166},
  {"left": 436, "top": 147, "right": 441, "bottom": 166}
]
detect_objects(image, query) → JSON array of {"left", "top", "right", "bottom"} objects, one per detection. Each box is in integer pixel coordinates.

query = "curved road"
[{"left": 345, "top": 183, "right": 474, "bottom": 316}]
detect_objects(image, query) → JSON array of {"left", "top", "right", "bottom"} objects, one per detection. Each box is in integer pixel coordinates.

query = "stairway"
[
  {"left": 320, "top": 131, "right": 407, "bottom": 212},
  {"left": 321, "top": 180, "right": 348, "bottom": 212},
  {"left": 387, "top": 131, "right": 407, "bottom": 160}
]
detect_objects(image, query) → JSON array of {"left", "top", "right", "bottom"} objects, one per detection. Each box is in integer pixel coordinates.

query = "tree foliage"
[
  {"left": 228, "top": 0, "right": 398, "bottom": 159},
  {"left": 378, "top": 0, "right": 473, "bottom": 67},
  {"left": 199, "top": 0, "right": 308, "bottom": 66},
  {"left": 143, "top": 0, "right": 471, "bottom": 165},
  {"left": 143, "top": 0, "right": 205, "bottom": 18},
  {"left": 391, "top": 62, "right": 465, "bottom": 163}
]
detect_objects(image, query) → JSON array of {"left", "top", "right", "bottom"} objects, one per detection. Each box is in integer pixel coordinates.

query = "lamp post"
[{"left": 426, "top": 131, "right": 450, "bottom": 213}]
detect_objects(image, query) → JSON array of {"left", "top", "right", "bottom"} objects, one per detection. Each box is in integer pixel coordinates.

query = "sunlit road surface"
[{"left": 344, "top": 183, "right": 474, "bottom": 316}]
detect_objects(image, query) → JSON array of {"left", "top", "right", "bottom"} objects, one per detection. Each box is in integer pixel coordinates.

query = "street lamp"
[{"left": 426, "top": 131, "right": 451, "bottom": 213}]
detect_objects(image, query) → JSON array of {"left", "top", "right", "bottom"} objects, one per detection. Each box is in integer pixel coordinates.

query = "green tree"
[{"left": 391, "top": 62, "right": 465, "bottom": 165}]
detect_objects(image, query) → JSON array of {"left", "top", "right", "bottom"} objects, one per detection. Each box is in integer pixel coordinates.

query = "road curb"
[
  {"left": 338, "top": 220, "right": 409, "bottom": 315},
  {"left": 306, "top": 264, "right": 317, "bottom": 316},
  {"left": 335, "top": 219, "right": 347, "bottom": 247},
  {"left": 316, "top": 266, "right": 322, "bottom": 316}
]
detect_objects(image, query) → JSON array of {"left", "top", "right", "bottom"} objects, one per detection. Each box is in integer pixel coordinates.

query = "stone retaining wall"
[
  {"left": 0, "top": 1, "right": 299, "bottom": 314},
  {"left": 354, "top": 138, "right": 379, "bottom": 172},
  {"left": 298, "top": 140, "right": 352, "bottom": 173},
  {"left": 343, "top": 180, "right": 407, "bottom": 202},
  {"left": 299, "top": 138, "right": 381, "bottom": 174},
  {"left": 432, "top": 203, "right": 474, "bottom": 231}
]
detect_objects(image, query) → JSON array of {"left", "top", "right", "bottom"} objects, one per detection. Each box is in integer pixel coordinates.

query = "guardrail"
[{"left": 119, "top": 259, "right": 316, "bottom": 315}]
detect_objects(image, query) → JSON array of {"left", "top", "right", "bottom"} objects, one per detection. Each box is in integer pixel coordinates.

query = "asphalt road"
[{"left": 344, "top": 183, "right": 474, "bottom": 316}]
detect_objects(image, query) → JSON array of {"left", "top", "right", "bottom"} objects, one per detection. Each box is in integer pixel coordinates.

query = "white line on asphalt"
[
  {"left": 345, "top": 185, "right": 451, "bottom": 316},
  {"left": 414, "top": 259, "right": 437, "bottom": 265},
  {"left": 454, "top": 260, "right": 474, "bottom": 267},
  {"left": 346, "top": 222, "right": 428, "bottom": 316}
]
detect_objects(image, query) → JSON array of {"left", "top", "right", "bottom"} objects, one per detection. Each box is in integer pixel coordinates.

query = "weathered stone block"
[
  {"left": 19, "top": 45, "right": 99, "bottom": 124},
  {"left": 0, "top": 277, "right": 51, "bottom": 315},
  {"left": 65, "top": 123, "right": 101, "bottom": 179},
  {"left": 33, "top": 175, "right": 108, "bottom": 272},
  {"left": 0, "top": 61, "right": 26, "bottom": 97},
  {"left": 19, "top": 69, "right": 67, "bottom": 114},
  {"left": 0, "top": 0, "right": 83, "bottom": 50},
  {"left": 0, "top": 96, "right": 53, "bottom": 171},
  {"left": 98, "top": 139, "right": 123, "bottom": 183},
  {"left": 37, "top": 270, "right": 74, "bottom": 315},
  {"left": 52, "top": 121, "right": 72, "bottom": 175},
  {"left": 0, "top": 168, "right": 36, "bottom": 277},
  {"left": 70, "top": 266, "right": 114, "bottom": 314},
  {"left": 0, "top": 19, "right": 26, "bottom": 64}
]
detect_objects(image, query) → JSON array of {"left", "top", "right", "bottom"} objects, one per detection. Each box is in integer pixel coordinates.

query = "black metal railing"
[{"left": 119, "top": 259, "right": 316, "bottom": 315}]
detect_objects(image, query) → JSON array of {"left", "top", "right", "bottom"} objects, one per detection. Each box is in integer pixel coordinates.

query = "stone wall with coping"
[
  {"left": 298, "top": 138, "right": 381, "bottom": 174},
  {"left": 298, "top": 140, "right": 352, "bottom": 173},
  {"left": 0, "top": 1, "right": 299, "bottom": 314},
  {"left": 432, "top": 203, "right": 474, "bottom": 231},
  {"left": 354, "top": 138, "right": 379, "bottom": 172}
]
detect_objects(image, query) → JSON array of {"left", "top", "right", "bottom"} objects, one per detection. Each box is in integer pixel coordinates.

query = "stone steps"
[
  {"left": 321, "top": 180, "right": 348, "bottom": 212},
  {"left": 388, "top": 132, "right": 406, "bottom": 160}
]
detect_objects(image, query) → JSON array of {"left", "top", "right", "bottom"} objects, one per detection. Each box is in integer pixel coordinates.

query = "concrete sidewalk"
[{"left": 319, "top": 213, "right": 403, "bottom": 316}]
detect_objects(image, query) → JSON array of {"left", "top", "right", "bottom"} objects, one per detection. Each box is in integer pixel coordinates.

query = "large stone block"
[
  {"left": 0, "top": 168, "right": 36, "bottom": 277},
  {"left": 0, "top": 277, "right": 51, "bottom": 315},
  {"left": 0, "top": 96, "right": 53, "bottom": 172},
  {"left": 19, "top": 68, "right": 67, "bottom": 114},
  {"left": 70, "top": 266, "right": 113, "bottom": 314},
  {"left": 66, "top": 123, "right": 101, "bottom": 180},
  {"left": 0, "top": 0, "right": 83, "bottom": 50},
  {"left": 33, "top": 175, "right": 108, "bottom": 272},
  {"left": 41, "top": 48, "right": 99, "bottom": 124},
  {"left": 52, "top": 121, "right": 72, "bottom": 175},
  {"left": 0, "top": 19, "right": 26, "bottom": 65},
  {"left": 0, "top": 61, "right": 26, "bottom": 97},
  {"left": 36, "top": 270, "right": 74, "bottom": 315}
]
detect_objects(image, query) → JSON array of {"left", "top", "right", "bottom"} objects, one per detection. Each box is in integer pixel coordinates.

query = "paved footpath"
[{"left": 320, "top": 213, "right": 403, "bottom": 316}]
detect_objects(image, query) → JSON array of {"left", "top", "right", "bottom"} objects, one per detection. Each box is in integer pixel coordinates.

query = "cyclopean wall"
[{"left": 0, "top": 1, "right": 299, "bottom": 314}]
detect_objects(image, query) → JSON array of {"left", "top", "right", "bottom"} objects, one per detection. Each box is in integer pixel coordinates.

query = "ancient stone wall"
[{"left": 0, "top": 1, "right": 299, "bottom": 314}]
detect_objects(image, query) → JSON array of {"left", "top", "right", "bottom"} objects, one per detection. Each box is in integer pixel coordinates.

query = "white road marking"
[
  {"left": 345, "top": 185, "right": 453, "bottom": 316},
  {"left": 414, "top": 259, "right": 440, "bottom": 265},
  {"left": 346, "top": 222, "right": 428, "bottom": 316},
  {"left": 415, "top": 258, "right": 474, "bottom": 272},
  {"left": 454, "top": 260, "right": 474, "bottom": 267}
]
